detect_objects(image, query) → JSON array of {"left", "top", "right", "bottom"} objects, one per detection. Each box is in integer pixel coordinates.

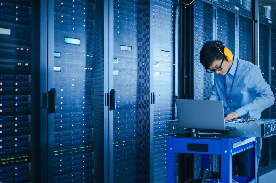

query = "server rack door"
[
  {"left": 109, "top": 1, "right": 179, "bottom": 182},
  {"left": 111, "top": 0, "right": 146, "bottom": 182},
  {"left": 46, "top": 0, "right": 106, "bottom": 182},
  {"left": 0, "top": 0, "right": 33, "bottom": 182},
  {"left": 151, "top": 1, "right": 178, "bottom": 182}
]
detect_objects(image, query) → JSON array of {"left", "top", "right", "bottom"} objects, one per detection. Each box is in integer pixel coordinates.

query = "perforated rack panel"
[
  {"left": 262, "top": 120, "right": 276, "bottom": 137},
  {"left": 112, "top": 0, "right": 140, "bottom": 182},
  {"left": 137, "top": 1, "right": 151, "bottom": 182},
  {"left": 52, "top": 0, "right": 104, "bottom": 182},
  {"left": 112, "top": 0, "right": 178, "bottom": 182},
  {"left": 152, "top": 1, "right": 178, "bottom": 182},
  {"left": 217, "top": 8, "right": 235, "bottom": 56},
  {"left": 239, "top": 15, "right": 253, "bottom": 62},
  {"left": 0, "top": 0, "right": 31, "bottom": 182}
]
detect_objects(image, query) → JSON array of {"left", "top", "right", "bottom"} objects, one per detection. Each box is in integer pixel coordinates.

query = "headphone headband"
[
  {"left": 204, "top": 41, "right": 233, "bottom": 61},
  {"left": 204, "top": 41, "right": 220, "bottom": 48},
  {"left": 204, "top": 41, "right": 223, "bottom": 54}
]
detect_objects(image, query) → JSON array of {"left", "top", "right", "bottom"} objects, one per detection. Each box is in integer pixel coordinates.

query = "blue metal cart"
[{"left": 167, "top": 136, "right": 257, "bottom": 183}]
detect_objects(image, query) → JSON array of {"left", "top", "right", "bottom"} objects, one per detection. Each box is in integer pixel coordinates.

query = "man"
[{"left": 199, "top": 41, "right": 275, "bottom": 177}]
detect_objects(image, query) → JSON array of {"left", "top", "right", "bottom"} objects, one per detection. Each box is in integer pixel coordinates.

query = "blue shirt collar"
[{"left": 227, "top": 56, "right": 237, "bottom": 76}]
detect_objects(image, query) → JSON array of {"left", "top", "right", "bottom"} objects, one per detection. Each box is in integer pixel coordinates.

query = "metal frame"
[
  {"left": 253, "top": 0, "right": 259, "bottom": 66},
  {"left": 178, "top": 0, "right": 194, "bottom": 100},
  {"left": 39, "top": 0, "right": 49, "bottom": 182},
  {"left": 167, "top": 136, "right": 258, "bottom": 183},
  {"left": 178, "top": 1, "right": 195, "bottom": 182},
  {"left": 149, "top": 0, "right": 154, "bottom": 182},
  {"left": 31, "top": 0, "right": 42, "bottom": 182},
  {"left": 47, "top": 0, "right": 55, "bottom": 182},
  {"left": 108, "top": 0, "right": 114, "bottom": 182},
  {"left": 104, "top": 0, "right": 110, "bottom": 183},
  {"left": 213, "top": 4, "right": 217, "bottom": 40},
  {"left": 235, "top": 12, "right": 240, "bottom": 58}
]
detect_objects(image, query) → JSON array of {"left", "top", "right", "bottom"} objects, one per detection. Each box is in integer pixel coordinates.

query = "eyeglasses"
[{"left": 206, "top": 59, "right": 224, "bottom": 73}]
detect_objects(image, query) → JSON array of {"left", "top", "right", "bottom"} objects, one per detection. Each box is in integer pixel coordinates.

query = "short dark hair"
[{"left": 200, "top": 41, "right": 225, "bottom": 69}]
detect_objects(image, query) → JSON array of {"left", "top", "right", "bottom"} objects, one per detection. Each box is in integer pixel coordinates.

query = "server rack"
[
  {"left": 258, "top": 14, "right": 276, "bottom": 176},
  {"left": 0, "top": 0, "right": 35, "bottom": 182},
  {"left": 5, "top": 0, "right": 276, "bottom": 182},
  {"left": 42, "top": 0, "right": 179, "bottom": 183},
  {"left": 45, "top": 0, "right": 107, "bottom": 182},
  {"left": 191, "top": 0, "right": 254, "bottom": 178}
]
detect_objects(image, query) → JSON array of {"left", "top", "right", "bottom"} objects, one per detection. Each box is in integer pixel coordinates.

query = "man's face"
[{"left": 208, "top": 59, "right": 230, "bottom": 75}]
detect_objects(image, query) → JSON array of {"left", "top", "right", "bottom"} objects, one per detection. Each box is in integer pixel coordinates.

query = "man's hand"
[{"left": 224, "top": 112, "right": 238, "bottom": 121}]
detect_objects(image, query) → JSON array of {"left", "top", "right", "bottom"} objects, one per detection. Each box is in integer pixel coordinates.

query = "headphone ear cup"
[{"left": 224, "top": 47, "right": 233, "bottom": 61}]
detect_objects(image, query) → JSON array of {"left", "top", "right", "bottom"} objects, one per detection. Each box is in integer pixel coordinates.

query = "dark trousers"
[{"left": 233, "top": 137, "right": 262, "bottom": 177}]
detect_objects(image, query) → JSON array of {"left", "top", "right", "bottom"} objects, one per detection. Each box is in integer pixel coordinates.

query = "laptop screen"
[{"left": 176, "top": 99, "right": 225, "bottom": 130}]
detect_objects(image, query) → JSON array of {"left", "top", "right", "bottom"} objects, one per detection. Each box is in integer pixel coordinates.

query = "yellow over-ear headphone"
[{"left": 224, "top": 47, "right": 233, "bottom": 62}]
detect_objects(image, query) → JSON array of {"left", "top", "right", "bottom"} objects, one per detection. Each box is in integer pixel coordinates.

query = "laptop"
[{"left": 176, "top": 99, "right": 228, "bottom": 131}]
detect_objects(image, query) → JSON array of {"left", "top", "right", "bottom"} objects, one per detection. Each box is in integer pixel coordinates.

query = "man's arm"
[{"left": 235, "top": 67, "right": 275, "bottom": 117}]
